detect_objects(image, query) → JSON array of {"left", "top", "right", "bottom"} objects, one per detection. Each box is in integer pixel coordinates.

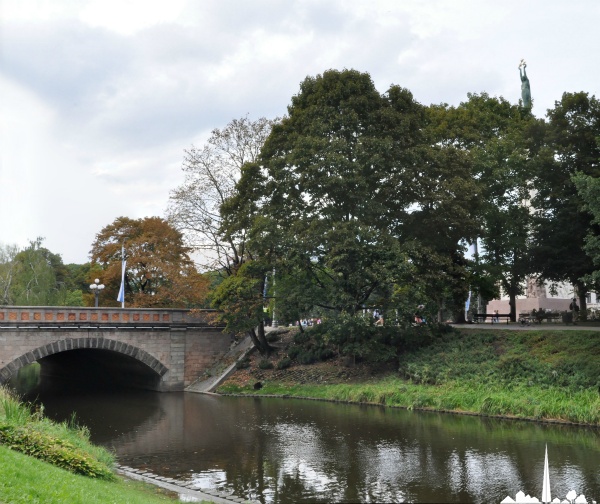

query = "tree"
[
  {"left": 253, "top": 70, "right": 423, "bottom": 319},
  {"left": 90, "top": 216, "right": 208, "bottom": 308},
  {"left": 7, "top": 238, "right": 76, "bottom": 306},
  {"left": 167, "top": 116, "right": 279, "bottom": 353},
  {"left": 167, "top": 115, "right": 279, "bottom": 274},
  {"left": 430, "top": 93, "right": 540, "bottom": 321},
  {"left": 0, "top": 242, "right": 20, "bottom": 305},
  {"left": 227, "top": 68, "right": 483, "bottom": 332},
  {"left": 573, "top": 171, "right": 600, "bottom": 285},
  {"left": 530, "top": 92, "right": 600, "bottom": 315}
]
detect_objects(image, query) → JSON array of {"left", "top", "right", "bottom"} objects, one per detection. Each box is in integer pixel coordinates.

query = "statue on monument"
[
  {"left": 519, "top": 59, "right": 532, "bottom": 108},
  {"left": 526, "top": 276, "right": 547, "bottom": 299}
]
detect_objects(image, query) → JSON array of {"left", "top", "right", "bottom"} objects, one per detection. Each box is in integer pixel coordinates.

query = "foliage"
[
  {"left": 167, "top": 116, "right": 280, "bottom": 354},
  {"left": 0, "top": 387, "right": 115, "bottom": 480},
  {"left": 258, "top": 359, "right": 274, "bottom": 370},
  {"left": 0, "top": 239, "right": 83, "bottom": 306},
  {"left": 90, "top": 216, "right": 209, "bottom": 308},
  {"left": 530, "top": 92, "right": 600, "bottom": 311},
  {"left": 276, "top": 357, "right": 292, "bottom": 370},
  {"left": 573, "top": 171, "right": 600, "bottom": 285},
  {"left": 219, "top": 329, "right": 600, "bottom": 425},
  {"left": 236, "top": 357, "right": 251, "bottom": 370},
  {"left": 435, "top": 93, "right": 539, "bottom": 320},
  {"left": 0, "top": 424, "right": 114, "bottom": 480},
  {"left": 167, "top": 115, "right": 278, "bottom": 274},
  {"left": 251, "top": 70, "right": 426, "bottom": 319}
]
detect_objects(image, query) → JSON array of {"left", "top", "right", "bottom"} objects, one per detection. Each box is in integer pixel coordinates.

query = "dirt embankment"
[{"left": 219, "top": 328, "right": 397, "bottom": 390}]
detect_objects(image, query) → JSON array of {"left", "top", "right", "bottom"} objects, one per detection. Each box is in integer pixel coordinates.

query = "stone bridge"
[{"left": 0, "top": 307, "right": 231, "bottom": 391}]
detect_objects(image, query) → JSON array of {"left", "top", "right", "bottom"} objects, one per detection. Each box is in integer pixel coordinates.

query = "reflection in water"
[{"left": 26, "top": 390, "right": 600, "bottom": 504}]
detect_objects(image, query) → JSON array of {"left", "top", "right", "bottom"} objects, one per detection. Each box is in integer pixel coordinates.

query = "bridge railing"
[{"left": 0, "top": 307, "right": 221, "bottom": 327}]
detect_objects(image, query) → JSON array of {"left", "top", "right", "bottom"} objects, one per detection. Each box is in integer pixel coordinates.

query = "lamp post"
[{"left": 89, "top": 278, "right": 105, "bottom": 308}]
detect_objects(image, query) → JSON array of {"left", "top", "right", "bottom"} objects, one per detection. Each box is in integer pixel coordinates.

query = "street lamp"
[{"left": 89, "top": 278, "right": 105, "bottom": 307}]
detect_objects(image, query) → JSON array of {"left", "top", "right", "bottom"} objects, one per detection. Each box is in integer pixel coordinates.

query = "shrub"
[
  {"left": 294, "top": 332, "right": 310, "bottom": 345},
  {"left": 297, "top": 350, "right": 317, "bottom": 365},
  {"left": 317, "top": 348, "right": 335, "bottom": 361},
  {"left": 236, "top": 357, "right": 251, "bottom": 370},
  {"left": 0, "top": 424, "right": 114, "bottom": 480},
  {"left": 288, "top": 346, "right": 301, "bottom": 359},
  {"left": 258, "top": 359, "right": 274, "bottom": 370},
  {"left": 276, "top": 357, "right": 292, "bottom": 370}
]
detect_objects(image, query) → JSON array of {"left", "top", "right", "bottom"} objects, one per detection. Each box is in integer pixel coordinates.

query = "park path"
[{"left": 452, "top": 322, "right": 600, "bottom": 331}]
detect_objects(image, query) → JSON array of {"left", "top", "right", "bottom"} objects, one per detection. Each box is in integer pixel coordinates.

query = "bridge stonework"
[{"left": 0, "top": 307, "right": 230, "bottom": 391}]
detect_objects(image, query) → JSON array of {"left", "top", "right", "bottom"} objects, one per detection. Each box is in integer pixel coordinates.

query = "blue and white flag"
[{"left": 117, "top": 246, "right": 126, "bottom": 307}]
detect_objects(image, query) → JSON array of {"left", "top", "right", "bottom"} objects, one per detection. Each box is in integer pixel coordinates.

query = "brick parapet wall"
[{"left": 0, "top": 307, "right": 219, "bottom": 326}]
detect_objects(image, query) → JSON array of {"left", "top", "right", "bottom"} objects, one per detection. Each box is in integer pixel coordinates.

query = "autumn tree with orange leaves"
[{"left": 90, "top": 216, "right": 208, "bottom": 308}]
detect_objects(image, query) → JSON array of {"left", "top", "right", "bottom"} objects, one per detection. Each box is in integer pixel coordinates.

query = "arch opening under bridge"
[{"left": 1, "top": 337, "right": 169, "bottom": 392}]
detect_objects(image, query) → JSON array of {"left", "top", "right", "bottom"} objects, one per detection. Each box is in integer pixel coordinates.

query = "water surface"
[{"left": 30, "top": 390, "right": 600, "bottom": 503}]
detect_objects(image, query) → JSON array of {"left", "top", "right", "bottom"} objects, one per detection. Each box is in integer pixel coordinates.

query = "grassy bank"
[
  {"left": 0, "top": 445, "right": 179, "bottom": 504},
  {"left": 0, "top": 386, "right": 179, "bottom": 503},
  {"left": 217, "top": 328, "right": 600, "bottom": 425}
]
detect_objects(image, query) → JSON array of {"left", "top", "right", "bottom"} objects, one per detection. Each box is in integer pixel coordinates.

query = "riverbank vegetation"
[
  {"left": 0, "top": 386, "right": 179, "bottom": 503},
  {"left": 217, "top": 327, "right": 600, "bottom": 425}
]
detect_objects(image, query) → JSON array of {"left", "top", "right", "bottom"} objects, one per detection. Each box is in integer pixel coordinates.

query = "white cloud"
[
  {"left": 1, "top": 0, "right": 599, "bottom": 263},
  {"left": 79, "top": 0, "right": 187, "bottom": 35}
]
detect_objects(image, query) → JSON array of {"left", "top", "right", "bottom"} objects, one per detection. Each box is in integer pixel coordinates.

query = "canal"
[{"left": 21, "top": 386, "right": 600, "bottom": 503}]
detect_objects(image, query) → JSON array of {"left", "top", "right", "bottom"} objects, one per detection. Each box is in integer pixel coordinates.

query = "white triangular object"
[{"left": 542, "top": 445, "right": 551, "bottom": 503}]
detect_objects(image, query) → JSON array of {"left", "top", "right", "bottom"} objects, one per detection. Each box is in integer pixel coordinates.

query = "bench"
[
  {"left": 521, "top": 312, "right": 562, "bottom": 324},
  {"left": 474, "top": 313, "right": 511, "bottom": 324}
]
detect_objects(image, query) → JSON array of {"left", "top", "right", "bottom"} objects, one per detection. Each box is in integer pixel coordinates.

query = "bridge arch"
[{"left": 0, "top": 337, "right": 169, "bottom": 384}]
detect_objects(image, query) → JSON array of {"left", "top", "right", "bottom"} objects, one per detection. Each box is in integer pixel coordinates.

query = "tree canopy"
[
  {"left": 90, "top": 216, "right": 209, "bottom": 308},
  {"left": 0, "top": 238, "right": 84, "bottom": 306}
]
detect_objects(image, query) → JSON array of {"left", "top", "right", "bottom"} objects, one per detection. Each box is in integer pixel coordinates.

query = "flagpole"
[{"left": 117, "top": 242, "right": 126, "bottom": 308}]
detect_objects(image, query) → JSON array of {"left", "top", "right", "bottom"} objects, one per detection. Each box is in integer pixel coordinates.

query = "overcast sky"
[{"left": 1, "top": 0, "right": 599, "bottom": 264}]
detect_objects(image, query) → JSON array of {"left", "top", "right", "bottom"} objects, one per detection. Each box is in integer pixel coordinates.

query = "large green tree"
[
  {"left": 253, "top": 70, "right": 423, "bottom": 319},
  {"left": 224, "top": 69, "right": 482, "bottom": 329},
  {"left": 430, "top": 93, "right": 540, "bottom": 321},
  {"left": 530, "top": 92, "right": 600, "bottom": 314}
]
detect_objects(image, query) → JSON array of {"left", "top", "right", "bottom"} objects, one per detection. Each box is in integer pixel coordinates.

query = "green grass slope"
[{"left": 218, "top": 329, "right": 600, "bottom": 425}]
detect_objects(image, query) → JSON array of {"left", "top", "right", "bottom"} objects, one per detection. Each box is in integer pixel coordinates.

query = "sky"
[{"left": 1, "top": 0, "right": 599, "bottom": 265}]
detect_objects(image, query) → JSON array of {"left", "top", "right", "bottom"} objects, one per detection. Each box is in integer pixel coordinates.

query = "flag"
[{"left": 117, "top": 246, "right": 126, "bottom": 306}]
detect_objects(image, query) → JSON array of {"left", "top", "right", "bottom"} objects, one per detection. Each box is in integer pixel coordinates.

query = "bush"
[
  {"left": 258, "top": 359, "right": 274, "bottom": 370},
  {"left": 297, "top": 350, "right": 317, "bottom": 365},
  {"left": 236, "top": 357, "right": 251, "bottom": 370},
  {"left": 294, "top": 332, "right": 310, "bottom": 345},
  {"left": 0, "top": 424, "right": 114, "bottom": 480},
  {"left": 276, "top": 357, "right": 292, "bottom": 370},
  {"left": 288, "top": 346, "right": 301, "bottom": 359},
  {"left": 317, "top": 348, "right": 335, "bottom": 361}
]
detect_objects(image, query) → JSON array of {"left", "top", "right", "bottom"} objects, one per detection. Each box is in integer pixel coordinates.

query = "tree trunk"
[
  {"left": 508, "top": 292, "right": 517, "bottom": 322},
  {"left": 577, "top": 281, "right": 587, "bottom": 321},
  {"left": 436, "top": 297, "right": 444, "bottom": 323},
  {"left": 256, "top": 321, "right": 273, "bottom": 354},
  {"left": 247, "top": 327, "right": 265, "bottom": 353}
]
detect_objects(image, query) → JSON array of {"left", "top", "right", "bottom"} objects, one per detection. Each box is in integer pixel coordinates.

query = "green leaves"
[{"left": 0, "top": 424, "right": 114, "bottom": 480}]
